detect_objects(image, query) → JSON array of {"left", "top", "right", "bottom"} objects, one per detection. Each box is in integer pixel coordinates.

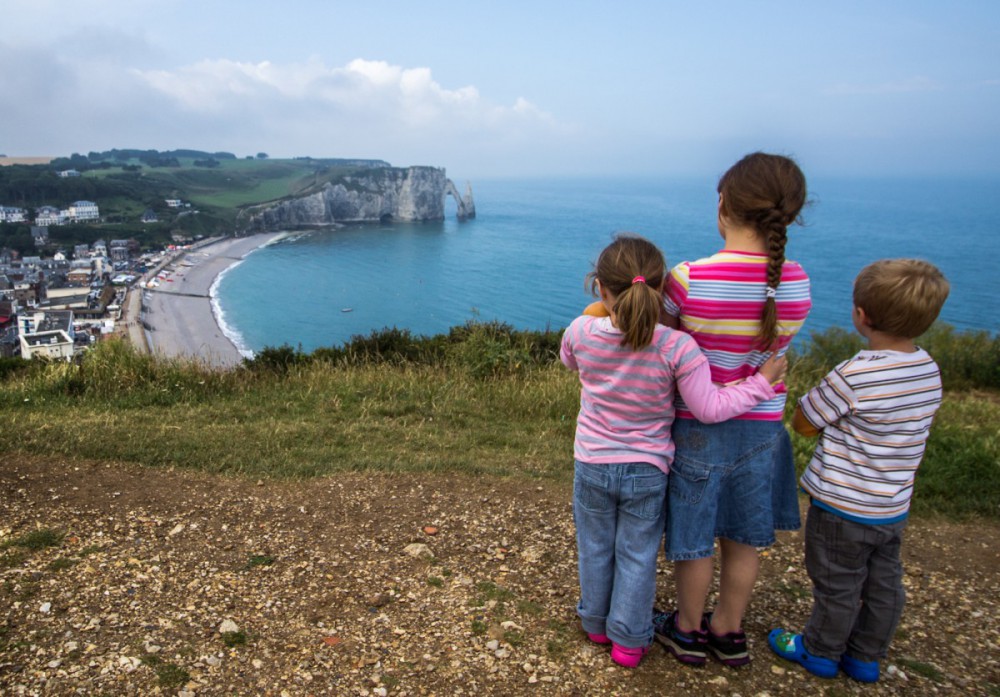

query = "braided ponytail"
[
  {"left": 759, "top": 209, "right": 789, "bottom": 347},
  {"left": 718, "top": 153, "right": 807, "bottom": 349}
]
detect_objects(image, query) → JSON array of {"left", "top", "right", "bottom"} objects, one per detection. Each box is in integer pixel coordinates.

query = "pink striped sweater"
[{"left": 561, "top": 316, "right": 777, "bottom": 473}]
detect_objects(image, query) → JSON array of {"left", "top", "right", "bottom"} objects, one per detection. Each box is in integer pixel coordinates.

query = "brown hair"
[
  {"left": 853, "top": 259, "right": 950, "bottom": 338},
  {"left": 718, "top": 152, "right": 807, "bottom": 348},
  {"left": 588, "top": 234, "right": 665, "bottom": 350}
]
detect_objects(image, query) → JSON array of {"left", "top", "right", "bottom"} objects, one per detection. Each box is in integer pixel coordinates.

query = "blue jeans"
[{"left": 573, "top": 460, "right": 667, "bottom": 648}]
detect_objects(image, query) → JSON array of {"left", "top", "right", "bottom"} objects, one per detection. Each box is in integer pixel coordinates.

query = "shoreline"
[{"left": 133, "top": 233, "right": 287, "bottom": 368}]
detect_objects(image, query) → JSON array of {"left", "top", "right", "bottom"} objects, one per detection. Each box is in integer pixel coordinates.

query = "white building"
[
  {"left": 0, "top": 206, "right": 27, "bottom": 223},
  {"left": 35, "top": 206, "right": 64, "bottom": 226},
  {"left": 20, "top": 330, "right": 74, "bottom": 361},
  {"left": 67, "top": 201, "right": 99, "bottom": 222},
  {"left": 18, "top": 310, "right": 75, "bottom": 361}
]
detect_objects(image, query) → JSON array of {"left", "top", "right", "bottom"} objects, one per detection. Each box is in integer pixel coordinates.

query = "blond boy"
[{"left": 769, "top": 259, "right": 950, "bottom": 683}]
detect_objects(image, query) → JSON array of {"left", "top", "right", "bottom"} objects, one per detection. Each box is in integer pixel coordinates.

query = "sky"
[{"left": 2, "top": 0, "right": 999, "bottom": 180}]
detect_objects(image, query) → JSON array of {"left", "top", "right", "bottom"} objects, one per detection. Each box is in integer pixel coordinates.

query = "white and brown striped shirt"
[{"left": 798, "top": 348, "right": 942, "bottom": 524}]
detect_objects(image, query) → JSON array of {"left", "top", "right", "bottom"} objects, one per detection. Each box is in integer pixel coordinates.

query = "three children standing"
[{"left": 562, "top": 152, "right": 949, "bottom": 681}]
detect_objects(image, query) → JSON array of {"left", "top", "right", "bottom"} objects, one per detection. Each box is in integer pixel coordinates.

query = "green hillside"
[
  {"left": 0, "top": 150, "right": 392, "bottom": 253},
  {"left": 0, "top": 323, "right": 997, "bottom": 519}
]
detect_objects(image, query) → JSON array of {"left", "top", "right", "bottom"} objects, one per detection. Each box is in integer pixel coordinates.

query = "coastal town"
[
  {"left": 0, "top": 151, "right": 471, "bottom": 367},
  {"left": 0, "top": 189, "right": 231, "bottom": 363}
]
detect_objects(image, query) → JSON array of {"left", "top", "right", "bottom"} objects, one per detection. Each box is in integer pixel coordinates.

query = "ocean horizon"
[{"left": 214, "top": 175, "right": 999, "bottom": 355}]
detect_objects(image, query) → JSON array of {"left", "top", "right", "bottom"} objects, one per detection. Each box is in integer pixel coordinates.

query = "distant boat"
[{"left": 341, "top": 308, "right": 353, "bottom": 313}]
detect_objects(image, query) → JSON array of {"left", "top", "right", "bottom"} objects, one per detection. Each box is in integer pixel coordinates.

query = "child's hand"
[{"left": 759, "top": 352, "right": 788, "bottom": 386}]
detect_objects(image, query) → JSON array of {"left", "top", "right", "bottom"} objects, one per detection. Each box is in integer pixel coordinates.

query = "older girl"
[{"left": 654, "top": 152, "right": 811, "bottom": 667}]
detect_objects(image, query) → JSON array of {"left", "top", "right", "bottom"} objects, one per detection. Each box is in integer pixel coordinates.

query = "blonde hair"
[
  {"left": 853, "top": 259, "right": 950, "bottom": 338},
  {"left": 587, "top": 235, "right": 665, "bottom": 350}
]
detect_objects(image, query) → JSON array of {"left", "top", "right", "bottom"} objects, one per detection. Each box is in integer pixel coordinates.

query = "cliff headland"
[{"left": 243, "top": 165, "right": 476, "bottom": 232}]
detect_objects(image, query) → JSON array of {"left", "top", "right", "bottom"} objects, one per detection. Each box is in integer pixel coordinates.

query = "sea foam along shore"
[
  {"left": 143, "top": 233, "right": 287, "bottom": 368},
  {"left": 209, "top": 232, "right": 293, "bottom": 361}
]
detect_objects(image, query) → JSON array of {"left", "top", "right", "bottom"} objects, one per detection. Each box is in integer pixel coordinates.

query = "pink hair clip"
[{"left": 632, "top": 275, "right": 646, "bottom": 285}]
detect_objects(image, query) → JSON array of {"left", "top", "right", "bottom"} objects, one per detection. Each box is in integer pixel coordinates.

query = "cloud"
[
  {"left": 822, "top": 76, "right": 942, "bottom": 96},
  {"left": 133, "top": 57, "right": 557, "bottom": 137},
  {"left": 0, "top": 43, "right": 570, "bottom": 174},
  {"left": 124, "top": 56, "right": 576, "bottom": 173}
]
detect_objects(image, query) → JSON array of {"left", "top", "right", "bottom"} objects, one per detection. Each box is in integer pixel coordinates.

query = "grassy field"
[
  {"left": 89, "top": 158, "right": 367, "bottom": 209},
  {"left": 152, "top": 159, "right": 316, "bottom": 207},
  {"left": 81, "top": 158, "right": 376, "bottom": 230},
  {"left": 1, "top": 323, "right": 997, "bottom": 519}
]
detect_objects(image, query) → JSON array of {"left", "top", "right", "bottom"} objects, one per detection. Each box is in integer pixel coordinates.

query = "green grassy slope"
[
  {"left": 0, "top": 156, "right": 392, "bottom": 252},
  {"left": 0, "top": 323, "right": 996, "bottom": 519}
]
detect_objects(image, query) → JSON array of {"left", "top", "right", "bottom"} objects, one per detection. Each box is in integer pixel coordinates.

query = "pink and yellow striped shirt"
[{"left": 664, "top": 250, "right": 811, "bottom": 421}]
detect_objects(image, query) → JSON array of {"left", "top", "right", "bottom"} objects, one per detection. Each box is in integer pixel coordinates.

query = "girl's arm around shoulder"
[{"left": 676, "top": 351, "right": 786, "bottom": 424}]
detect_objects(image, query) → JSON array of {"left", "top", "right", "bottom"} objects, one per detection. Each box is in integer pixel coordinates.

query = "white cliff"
[{"left": 244, "top": 166, "right": 475, "bottom": 231}]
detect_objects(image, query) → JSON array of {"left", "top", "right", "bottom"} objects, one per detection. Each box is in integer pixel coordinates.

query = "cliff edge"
[{"left": 243, "top": 166, "right": 474, "bottom": 231}]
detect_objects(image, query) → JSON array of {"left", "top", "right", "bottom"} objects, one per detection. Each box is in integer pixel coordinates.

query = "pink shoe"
[
  {"left": 611, "top": 642, "right": 649, "bottom": 668},
  {"left": 587, "top": 632, "right": 611, "bottom": 645}
]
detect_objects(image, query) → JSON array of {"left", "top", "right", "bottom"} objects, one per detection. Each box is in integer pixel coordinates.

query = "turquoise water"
[{"left": 216, "top": 176, "right": 999, "bottom": 354}]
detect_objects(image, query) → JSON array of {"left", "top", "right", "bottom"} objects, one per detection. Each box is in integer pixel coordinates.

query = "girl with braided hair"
[
  {"left": 562, "top": 234, "right": 787, "bottom": 668},
  {"left": 652, "top": 153, "right": 812, "bottom": 667}
]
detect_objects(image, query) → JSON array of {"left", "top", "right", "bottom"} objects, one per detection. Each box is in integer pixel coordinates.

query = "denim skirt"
[{"left": 664, "top": 418, "right": 801, "bottom": 561}]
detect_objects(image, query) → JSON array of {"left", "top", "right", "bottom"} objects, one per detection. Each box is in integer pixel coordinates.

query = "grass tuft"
[
  {"left": 896, "top": 657, "right": 945, "bottom": 682},
  {"left": 47, "top": 557, "right": 77, "bottom": 572},
  {"left": 140, "top": 654, "right": 191, "bottom": 688},
  {"left": 221, "top": 630, "right": 248, "bottom": 647},
  {"left": 4, "top": 529, "right": 64, "bottom": 551},
  {"left": 244, "top": 554, "right": 276, "bottom": 569}
]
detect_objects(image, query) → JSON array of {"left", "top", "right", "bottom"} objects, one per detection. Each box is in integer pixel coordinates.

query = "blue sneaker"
[
  {"left": 767, "top": 629, "right": 838, "bottom": 679},
  {"left": 840, "top": 653, "right": 880, "bottom": 682}
]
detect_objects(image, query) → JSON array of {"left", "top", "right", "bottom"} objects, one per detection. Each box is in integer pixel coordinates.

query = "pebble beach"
[{"left": 128, "top": 234, "right": 285, "bottom": 368}]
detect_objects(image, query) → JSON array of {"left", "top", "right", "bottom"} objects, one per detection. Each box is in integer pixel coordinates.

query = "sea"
[{"left": 213, "top": 176, "right": 999, "bottom": 356}]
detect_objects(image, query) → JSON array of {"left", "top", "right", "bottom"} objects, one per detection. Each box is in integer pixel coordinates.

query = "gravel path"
[{"left": 2, "top": 455, "right": 998, "bottom": 696}]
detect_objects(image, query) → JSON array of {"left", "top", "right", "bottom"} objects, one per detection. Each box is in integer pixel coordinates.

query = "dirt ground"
[{"left": 1, "top": 454, "right": 998, "bottom": 696}]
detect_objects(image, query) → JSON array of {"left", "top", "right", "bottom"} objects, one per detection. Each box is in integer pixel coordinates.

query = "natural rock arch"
[{"left": 445, "top": 179, "right": 476, "bottom": 221}]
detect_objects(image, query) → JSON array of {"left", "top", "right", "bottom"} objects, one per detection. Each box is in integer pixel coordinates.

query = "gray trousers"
[{"left": 802, "top": 503, "right": 907, "bottom": 663}]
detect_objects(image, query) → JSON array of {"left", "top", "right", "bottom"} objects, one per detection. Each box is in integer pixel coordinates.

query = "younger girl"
[
  {"left": 561, "top": 234, "right": 786, "bottom": 668},
  {"left": 655, "top": 152, "right": 811, "bottom": 667}
]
